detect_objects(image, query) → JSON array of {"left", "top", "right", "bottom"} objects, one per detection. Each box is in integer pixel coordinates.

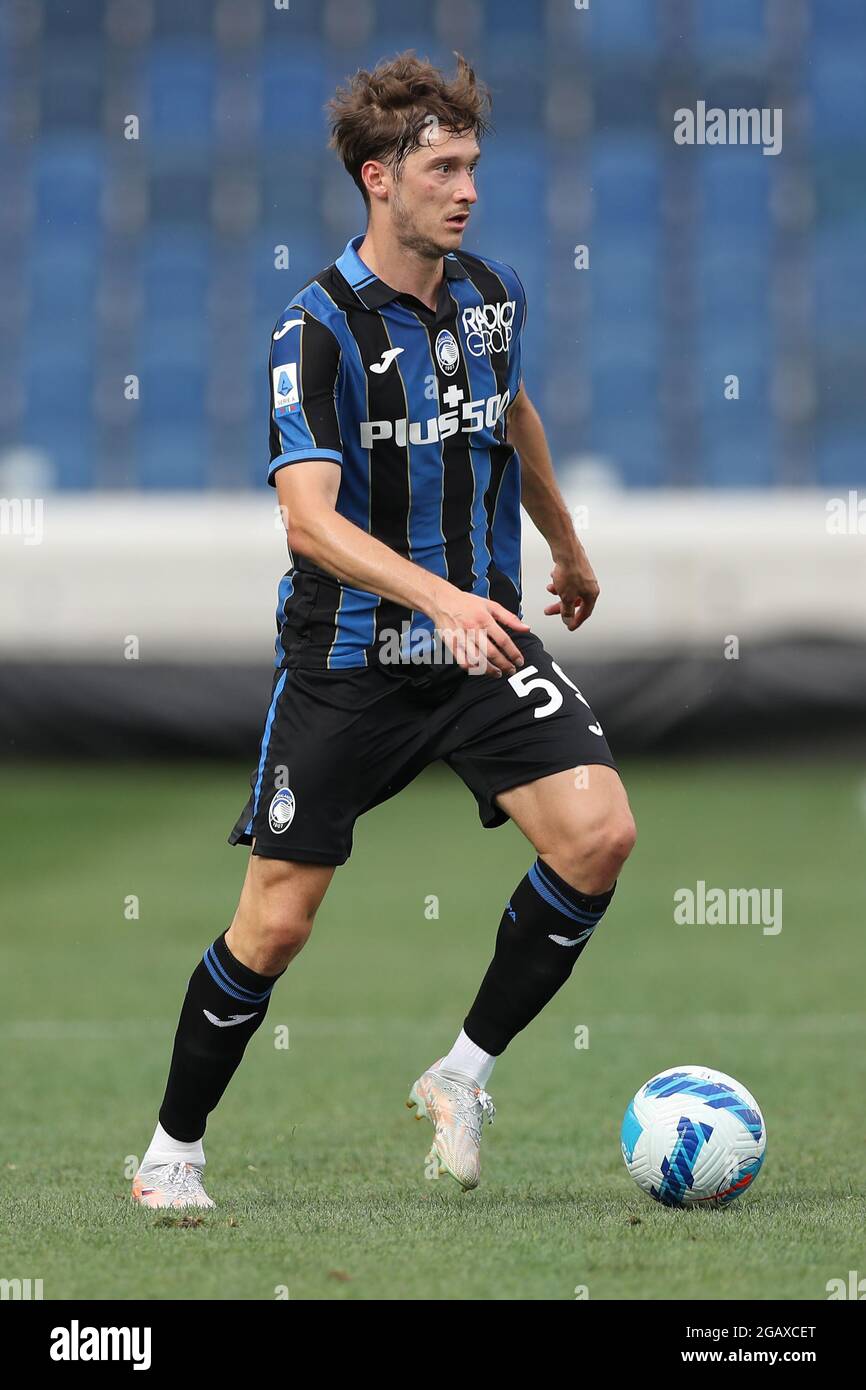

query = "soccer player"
[{"left": 132, "top": 52, "right": 636, "bottom": 1209}]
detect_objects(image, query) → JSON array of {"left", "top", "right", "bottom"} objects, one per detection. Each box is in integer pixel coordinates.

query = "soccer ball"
[{"left": 620, "top": 1065, "right": 766, "bottom": 1208}]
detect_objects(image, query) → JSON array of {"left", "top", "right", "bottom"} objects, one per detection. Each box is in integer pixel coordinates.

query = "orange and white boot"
[
  {"left": 132, "top": 1160, "right": 214, "bottom": 1210},
  {"left": 406, "top": 1059, "right": 495, "bottom": 1191}
]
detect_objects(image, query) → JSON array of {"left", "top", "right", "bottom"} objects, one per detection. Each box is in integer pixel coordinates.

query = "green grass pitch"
[{"left": 1, "top": 758, "right": 864, "bottom": 1300}]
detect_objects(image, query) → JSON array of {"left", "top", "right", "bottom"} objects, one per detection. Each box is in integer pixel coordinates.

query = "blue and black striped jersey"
[{"left": 268, "top": 233, "right": 527, "bottom": 670}]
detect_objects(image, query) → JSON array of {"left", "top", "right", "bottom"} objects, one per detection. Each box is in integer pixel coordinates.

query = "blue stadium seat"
[
  {"left": 811, "top": 1, "right": 866, "bottom": 44},
  {"left": 814, "top": 223, "right": 865, "bottom": 334},
  {"left": 139, "top": 318, "right": 208, "bottom": 366},
  {"left": 28, "top": 238, "right": 100, "bottom": 323},
  {"left": 698, "top": 251, "right": 769, "bottom": 313},
  {"left": 152, "top": 0, "right": 213, "bottom": 39},
  {"left": 138, "top": 427, "right": 207, "bottom": 489},
  {"left": 592, "top": 357, "right": 659, "bottom": 418},
  {"left": 591, "top": 135, "right": 661, "bottom": 227},
  {"left": 261, "top": 0, "right": 323, "bottom": 40},
  {"left": 589, "top": 241, "right": 659, "bottom": 319},
  {"left": 588, "top": 316, "right": 661, "bottom": 369},
  {"left": 34, "top": 138, "right": 103, "bottom": 232},
  {"left": 694, "top": 0, "right": 765, "bottom": 51},
  {"left": 141, "top": 230, "right": 211, "bottom": 324},
  {"left": 482, "top": 0, "right": 544, "bottom": 36},
  {"left": 586, "top": 0, "right": 658, "bottom": 54},
  {"left": 473, "top": 140, "right": 546, "bottom": 230},
  {"left": 817, "top": 429, "right": 866, "bottom": 487},
  {"left": 255, "top": 156, "right": 324, "bottom": 238},
  {"left": 479, "top": 36, "right": 546, "bottom": 129},
  {"left": 698, "top": 346, "right": 769, "bottom": 411},
  {"left": 699, "top": 153, "right": 770, "bottom": 232},
  {"left": 37, "top": 428, "right": 95, "bottom": 490},
  {"left": 39, "top": 49, "right": 104, "bottom": 130},
  {"left": 375, "top": 0, "right": 434, "bottom": 31},
  {"left": 588, "top": 416, "right": 663, "bottom": 488},
  {"left": 147, "top": 43, "right": 215, "bottom": 145},
  {"left": 139, "top": 362, "right": 208, "bottom": 426},
  {"left": 703, "top": 419, "right": 773, "bottom": 487},
  {"left": 812, "top": 49, "right": 866, "bottom": 144},
  {"left": 4, "top": 4, "right": 861, "bottom": 497},
  {"left": 260, "top": 44, "right": 329, "bottom": 137},
  {"left": 23, "top": 355, "right": 95, "bottom": 488},
  {"left": 24, "top": 353, "right": 92, "bottom": 420},
  {"left": 40, "top": 0, "right": 106, "bottom": 37}
]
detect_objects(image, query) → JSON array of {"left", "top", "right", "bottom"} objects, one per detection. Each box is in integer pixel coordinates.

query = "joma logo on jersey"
[
  {"left": 461, "top": 300, "right": 516, "bottom": 356},
  {"left": 359, "top": 390, "right": 510, "bottom": 448}
]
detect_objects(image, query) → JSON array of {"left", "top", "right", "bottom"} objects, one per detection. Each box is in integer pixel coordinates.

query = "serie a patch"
[{"left": 273, "top": 363, "right": 300, "bottom": 415}]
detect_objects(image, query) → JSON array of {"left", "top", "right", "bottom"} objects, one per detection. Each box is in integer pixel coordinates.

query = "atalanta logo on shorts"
[{"left": 268, "top": 787, "right": 296, "bottom": 834}]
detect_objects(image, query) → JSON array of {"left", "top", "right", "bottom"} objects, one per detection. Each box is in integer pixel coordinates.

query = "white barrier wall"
[{"left": 2, "top": 491, "right": 864, "bottom": 662}]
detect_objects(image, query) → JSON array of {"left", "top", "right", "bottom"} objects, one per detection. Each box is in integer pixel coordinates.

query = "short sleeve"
[
  {"left": 507, "top": 267, "right": 527, "bottom": 402},
  {"left": 267, "top": 308, "right": 343, "bottom": 485}
]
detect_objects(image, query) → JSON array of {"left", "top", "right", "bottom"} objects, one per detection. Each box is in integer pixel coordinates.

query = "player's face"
[{"left": 389, "top": 127, "right": 480, "bottom": 259}]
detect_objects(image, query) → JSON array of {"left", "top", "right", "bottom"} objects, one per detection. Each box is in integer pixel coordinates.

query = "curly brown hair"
[{"left": 326, "top": 50, "right": 493, "bottom": 209}]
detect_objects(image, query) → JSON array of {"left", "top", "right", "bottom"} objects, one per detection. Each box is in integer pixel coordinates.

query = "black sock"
[
  {"left": 463, "top": 859, "right": 616, "bottom": 1056},
  {"left": 158, "top": 933, "right": 282, "bottom": 1142}
]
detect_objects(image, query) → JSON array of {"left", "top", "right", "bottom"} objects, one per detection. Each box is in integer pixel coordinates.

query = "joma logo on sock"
[
  {"left": 50, "top": 1321, "right": 152, "bottom": 1370},
  {"left": 673, "top": 881, "right": 782, "bottom": 936}
]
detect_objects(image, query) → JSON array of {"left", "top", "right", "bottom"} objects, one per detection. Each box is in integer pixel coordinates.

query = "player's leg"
[
  {"left": 499, "top": 762, "right": 636, "bottom": 894},
  {"left": 457, "top": 764, "right": 635, "bottom": 1061},
  {"left": 225, "top": 849, "right": 334, "bottom": 974},
  {"left": 409, "top": 635, "right": 634, "bottom": 1188},
  {"left": 133, "top": 655, "right": 432, "bottom": 1207},
  {"left": 411, "top": 766, "right": 634, "bottom": 1189},
  {"left": 132, "top": 854, "right": 333, "bottom": 1209}
]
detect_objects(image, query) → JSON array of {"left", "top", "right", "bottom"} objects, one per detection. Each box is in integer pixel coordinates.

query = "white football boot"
[
  {"left": 406, "top": 1059, "right": 496, "bottom": 1191},
  {"left": 131, "top": 1159, "right": 214, "bottom": 1210}
]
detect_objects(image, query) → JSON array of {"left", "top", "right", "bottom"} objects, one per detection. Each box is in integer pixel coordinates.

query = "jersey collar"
[{"left": 335, "top": 233, "right": 469, "bottom": 310}]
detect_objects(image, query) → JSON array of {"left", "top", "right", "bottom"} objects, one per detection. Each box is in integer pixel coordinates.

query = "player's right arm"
[
  {"left": 276, "top": 461, "right": 525, "bottom": 677},
  {"left": 268, "top": 307, "right": 526, "bottom": 676}
]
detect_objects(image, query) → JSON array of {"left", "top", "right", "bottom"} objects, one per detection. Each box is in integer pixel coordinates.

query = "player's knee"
[
  {"left": 611, "top": 807, "right": 637, "bottom": 863},
  {"left": 254, "top": 900, "right": 315, "bottom": 968},
  {"left": 595, "top": 809, "right": 636, "bottom": 886},
  {"left": 228, "top": 905, "right": 313, "bottom": 976},
  {"left": 553, "top": 809, "right": 637, "bottom": 895},
  {"left": 231, "top": 859, "right": 323, "bottom": 973}
]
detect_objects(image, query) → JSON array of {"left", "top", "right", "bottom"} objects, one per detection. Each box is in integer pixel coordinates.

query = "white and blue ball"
[{"left": 621, "top": 1065, "right": 766, "bottom": 1208}]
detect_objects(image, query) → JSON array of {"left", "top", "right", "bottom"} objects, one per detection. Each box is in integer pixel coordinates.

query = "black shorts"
[{"left": 229, "top": 630, "right": 618, "bottom": 865}]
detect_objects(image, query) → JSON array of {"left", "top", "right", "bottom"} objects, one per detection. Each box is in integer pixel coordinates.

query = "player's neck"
[{"left": 356, "top": 229, "right": 443, "bottom": 313}]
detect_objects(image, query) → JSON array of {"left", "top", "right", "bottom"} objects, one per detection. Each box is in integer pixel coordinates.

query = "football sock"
[
  {"left": 439, "top": 1028, "right": 496, "bottom": 1088},
  {"left": 463, "top": 858, "right": 616, "bottom": 1056},
  {"left": 142, "top": 1121, "right": 206, "bottom": 1169},
  {"left": 157, "top": 932, "right": 282, "bottom": 1143}
]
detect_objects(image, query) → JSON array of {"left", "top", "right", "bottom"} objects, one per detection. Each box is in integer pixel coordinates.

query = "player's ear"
[{"left": 362, "top": 158, "right": 389, "bottom": 203}]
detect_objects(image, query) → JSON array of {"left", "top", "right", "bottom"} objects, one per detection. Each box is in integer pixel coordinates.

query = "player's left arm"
[{"left": 507, "top": 384, "right": 600, "bottom": 630}]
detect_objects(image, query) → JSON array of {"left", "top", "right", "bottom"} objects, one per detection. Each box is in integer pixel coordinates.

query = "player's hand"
[
  {"left": 431, "top": 586, "right": 530, "bottom": 677},
  {"left": 543, "top": 548, "right": 599, "bottom": 631}
]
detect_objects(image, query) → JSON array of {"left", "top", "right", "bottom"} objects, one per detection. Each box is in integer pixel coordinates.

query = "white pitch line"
[{"left": 1, "top": 1014, "right": 865, "bottom": 1041}]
